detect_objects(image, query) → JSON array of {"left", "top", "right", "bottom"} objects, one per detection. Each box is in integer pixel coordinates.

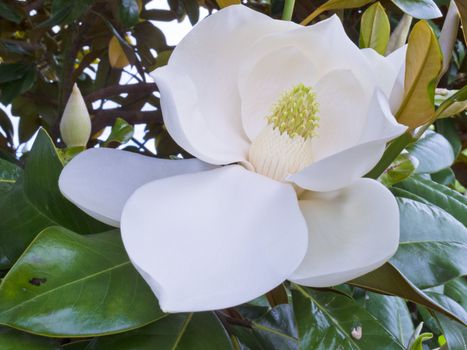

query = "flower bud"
[{"left": 60, "top": 84, "right": 91, "bottom": 147}]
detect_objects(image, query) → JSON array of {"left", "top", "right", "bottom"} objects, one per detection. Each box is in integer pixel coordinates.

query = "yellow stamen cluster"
[{"left": 268, "top": 83, "right": 319, "bottom": 139}]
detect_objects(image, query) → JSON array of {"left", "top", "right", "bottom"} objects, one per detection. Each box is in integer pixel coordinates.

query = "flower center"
[{"left": 248, "top": 84, "right": 320, "bottom": 181}]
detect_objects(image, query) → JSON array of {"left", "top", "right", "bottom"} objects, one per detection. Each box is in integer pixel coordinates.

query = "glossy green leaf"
[
  {"left": 349, "top": 263, "right": 465, "bottom": 324},
  {"left": 390, "top": 0, "right": 441, "bottom": 19},
  {"left": 431, "top": 168, "right": 455, "bottom": 186},
  {"left": 0, "top": 66, "right": 36, "bottom": 105},
  {"left": 396, "top": 21, "right": 442, "bottom": 128},
  {"left": 408, "top": 332, "right": 433, "bottom": 350},
  {"left": 445, "top": 278, "right": 467, "bottom": 310},
  {"left": 181, "top": 0, "right": 200, "bottom": 25},
  {"left": 103, "top": 117, "right": 134, "bottom": 147},
  {"left": 361, "top": 293, "right": 414, "bottom": 346},
  {"left": 425, "top": 293, "right": 467, "bottom": 350},
  {"left": 119, "top": 0, "right": 140, "bottom": 27},
  {"left": 380, "top": 154, "right": 416, "bottom": 187},
  {"left": 82, "top": 313, "right": 233, "bottom": 349},
  {"left": 407, "top": 131, "right": 455, "bottom": 174},
  {"left": 0, "top": 327, "right": 60, "bottom": 350},
  {"left": 395, "top": 176, "right": 467, "bottom": 225},
  {"left": 233, "top": 304, "right": 298, "bottom": 350},
  {"left": 359, "top": 2, "right": 390, "bottom": 54},
  {"left": 391, "top": 198, "right": 467, "bottom": 289},
  {"left": 0, "top": 129, "right": 111, "bottom": 268},
  {"left": 0, "top": 226, "right": 164, "bottom": 337},
  {"left": 0, "top": 64, "right": 32, "bottom": 84},
  {"left": 0, "top": 159, "right": 22, "bottom": 194},
  {"left": 292, "top": 285, "right": 405, "bottom": 349}
]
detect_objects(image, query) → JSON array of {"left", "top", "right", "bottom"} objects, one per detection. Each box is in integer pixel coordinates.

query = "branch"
[
  {"left": 85, "top": 83, "right": 158, "bottom": 103},
  {"left": 91, "top": 109, "right": 162, "bottom": 133}
]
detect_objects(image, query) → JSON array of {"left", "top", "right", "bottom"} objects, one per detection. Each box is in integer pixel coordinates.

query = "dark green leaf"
[
  {"left": 85, "top": 312, "right": 233, "bottom": 349},
  {"left": 0, "top": 64, "right": 32, "bottom": 84},
  {"left": 435, "top": 118, "right": 462, "bottom": 157},
  {"left": 361, "top": 293, "right": 414, "bottom": 346},
  {"left": 431, "top": 168, "right": 455, "bottom": 186},
  {"left": 445, "top": 278, "right": 467, "bottom": 310},
  {"left": 0, "top": 327, "right": 60, "bottom": 350},
  {"left": 0, "top": 129, "right": 110, "bottom": 268},
  {"left": 0, "top": 226, "right": 164, "bottom": 337},
  {"left": 119, "top": 0, "right": 140, "bottom": 27},
  {"left": 349, "top": 263, "right": 465, "bottom": 324},
  {"left": 0, "top": 158, "right": 22, "bottom": 194},
  {"left": 390, "top": 0, "right": 441, "bottom": 19},
  {"left": 292, "top": 285, "right": 405, "bottom": 349},
  {"left": 0, "top": 3, "right": 23, "bottom": 23},
  {"left": 0, "top": 68, "right": 36, "bottom": 105},
  {"left": 395, "top": 176, "right": 467, "bottom": 226},
  {"left": 391, "top": 198, "right": 467, "bottom": 288},
  {"left": 407, "top": 131, "right": 455, "bottom": 174},
  {"left": 181, "top": 0, "right": 200, "bottom": 25}
]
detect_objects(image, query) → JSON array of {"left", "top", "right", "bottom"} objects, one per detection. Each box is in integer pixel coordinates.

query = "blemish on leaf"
[
  {"left": 29, "top": 277, "right": 47, "bottom": 286},
  {"left": 351, "top": 326, "right": 362, "bottom": 340}
]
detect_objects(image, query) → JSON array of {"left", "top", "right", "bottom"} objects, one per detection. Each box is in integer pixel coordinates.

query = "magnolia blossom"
[{"left": 59, "top": 5, "right": 407, "bottom": 312}]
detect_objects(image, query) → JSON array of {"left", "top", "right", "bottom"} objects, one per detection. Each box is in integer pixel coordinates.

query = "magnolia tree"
[{"left": 0, "top": 0, "right": 466, "bottom": 349}]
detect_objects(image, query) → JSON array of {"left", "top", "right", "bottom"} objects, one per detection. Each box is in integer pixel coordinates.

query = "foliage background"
[{"left": 0, "top": 0, "right": 466, "bottom": 349}]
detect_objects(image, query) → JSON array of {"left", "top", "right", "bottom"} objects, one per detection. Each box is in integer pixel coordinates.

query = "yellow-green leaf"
[
  {"left": 454, "top": 0, "right": 466, "bottom": 43},
  {"left": 216, "top": 0, "right": 241, "bottom": 8},
  {"left": 108, "top": 36, "right": 130, "bottom": 69},
  {"left": 396, "top": 21, "right": 442, "bottom": 129},
  {"left": 301, "top": 0, "right": 374, "bottom": 25},
  {"left": 359, "top": 2, "right": 390, "bottom": 54}
]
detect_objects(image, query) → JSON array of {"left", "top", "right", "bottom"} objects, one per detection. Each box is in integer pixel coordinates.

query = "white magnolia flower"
[{"left": 59, "top": 5, "right": 407, "bottom": 312}]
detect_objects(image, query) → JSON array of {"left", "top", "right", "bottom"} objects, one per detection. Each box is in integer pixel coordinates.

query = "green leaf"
[
  {"left": 232, "top": 304, "right": 298, "bottom": 350},
  {"left": 391, "top": 198, "right": 467, "bottom": 289},
  {"left": 78, "top": 312, "right": 233, "bottom": 349},
  {"left": 0, "top": 3, "right": 23, "bottom": 23},
  {"left": 390, "top": 0, "right": 441, "bottom": 19},
  {"left": 396, "top": 21, "right": 442, "bottom": 128},
  {"left": 292, "top": 285, "right": 405, "bottom": 349},
  {"left": 430, "top": 168, "right": 455, "bottom": 186},
  {"left": 0, "top": 67, "right": 36, "bottom": 105},
  {"left": 435, "top": 118, "right": 462, "bottom": 157},
  {"left": 0, "top": 129, "right": 110, "bottom": 268},
  {"left": 395, "top": 176, "right": 467, "bottom": 226},
  {"left": 359, "top": 2, "right": 390, "bottom": 55},
  {"left": 445, "top": 278, "right": 467, "bottom": 310},
  {"left": 103, "top": 117, "right": 134, "bottom": 147},
  {"left": 436, "top": 86, "right": 467, "bottom": 118},
  {"left": 361, "top": 293, "right": 414, "bottom": 346},
  {"left": 349, "top": 263, "right": 465, "bottom": 324},
  {"left": 407, "top": 131, "right": 455, "bottom": 174},
  {"left": 0, "top": 63, "right": 32, "bottom": 84},
  {"left": 0, "top": 327, "right": 60, "bottom": 350},
  {"left": 380, "top": 154, "right": 417, "bottom": 187},
  {"left": 181, "top": 0, "right": 200, "bottom": 25},
  {"left": 0, "top": 158, "right": 22, "bottom": 194},
  {"left": 119, "top": 0, "right": 140, "bottom": 27},
  {"left": 0, "top": 226, "right": 164, "bottom": 337},
  {"left": 408, "top": 332, "right": 433, "bottom": 350}
]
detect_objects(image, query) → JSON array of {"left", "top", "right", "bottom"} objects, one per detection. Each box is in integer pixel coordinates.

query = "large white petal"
[
  {"left": 311, "top": 69, "right": 369, "bottom": 161},
  {"left": 120, "top": 165, "right": 308, "bottom": 312},
  {"left": 289, "top": 178, "right": 399, "bottom": 287},
  {"left": 152, "top": 5, "right": 297, "bottom": 165},
  {"left": 361, "top": 46, "right": 406, "bottom": 113},
  {"left": 289, "top": 90, "right": 406, "bottom": 192},
  {"left": 59, "top": 148, "right": 214, "bottom": 226}
]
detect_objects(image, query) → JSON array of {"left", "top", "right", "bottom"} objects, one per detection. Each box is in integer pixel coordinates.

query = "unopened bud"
[{"left": 60, "top": 84, "right": 91, "bottom": 147}]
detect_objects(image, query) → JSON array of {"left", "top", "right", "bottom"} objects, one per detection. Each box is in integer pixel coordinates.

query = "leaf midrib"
[{"left": 0, "top": 261, "right": 131, "bottom": 318}]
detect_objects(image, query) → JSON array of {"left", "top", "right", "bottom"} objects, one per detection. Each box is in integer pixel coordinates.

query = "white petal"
[
  {"left": 238, "top": 46, "right": 316, "bottom": 141},
  {"left": 59, "top": 148, "right": 214, "bottom": 226},
  {"left": 360, "top": 46, "right": 406, "bottom": 113},
  {"left": 120, "top": 165, "right": 308, "bottom": 312},
  {"left": 289, "top": 90, "right": 406, "bottom": 192},
  {"left": 152, "top": 5, "right": 297, "bottom": 165},
  {"left": 289, "top": 178, "right": 399, "bottom": 287},
  {"left": 311, "top": 69, "right": 369, "bottom": 160}
]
